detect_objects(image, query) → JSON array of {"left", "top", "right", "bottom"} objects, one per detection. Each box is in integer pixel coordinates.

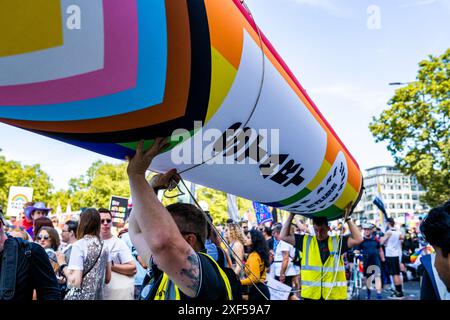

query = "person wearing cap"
[
  {"left": 354, "top": 223, "right": 384, "bottom": 300},
  {"left": 24, "top": 202, "right": 52, "bottom": 239},
  {"left": 0, "top": 208, "right": 61, "bottom": 300},
  {"left": 281, "top": 202, "right": 363, "bottom": 300}
]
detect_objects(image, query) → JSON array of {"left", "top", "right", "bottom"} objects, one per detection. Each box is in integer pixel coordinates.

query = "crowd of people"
[{"left": 0, "top": 139, "right": 449, "bottom": 301}]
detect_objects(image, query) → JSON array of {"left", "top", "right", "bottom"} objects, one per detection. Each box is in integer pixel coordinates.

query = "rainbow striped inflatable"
[{"left": 0, "top": 0, "right": 363, "bottom": 220}]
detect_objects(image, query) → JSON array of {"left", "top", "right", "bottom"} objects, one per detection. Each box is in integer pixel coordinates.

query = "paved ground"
[{"left": 351, "top": 279, "right": 421, "bottom": 300}]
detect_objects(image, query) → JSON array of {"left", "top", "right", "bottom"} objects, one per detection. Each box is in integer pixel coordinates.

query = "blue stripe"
[{"left": 0, "top": 0, "right": 167, "bottom": 121}]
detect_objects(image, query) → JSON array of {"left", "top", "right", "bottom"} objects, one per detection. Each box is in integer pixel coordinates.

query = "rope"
[{"left": 177, "top": 0, "right": 266, "bottom": 175}]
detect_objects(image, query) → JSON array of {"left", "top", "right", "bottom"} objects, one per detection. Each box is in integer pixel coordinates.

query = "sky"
[{"left": 0, "top": 0, "right": 449, "bottom": 190}]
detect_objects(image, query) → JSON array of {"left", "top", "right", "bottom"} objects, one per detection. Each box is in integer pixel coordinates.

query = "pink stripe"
[
  {"left": 232, "top": 0, "right": 359, "bottom": 168},
  {"left": 0, "top": 0, "right": 138, "bottom": 105}
]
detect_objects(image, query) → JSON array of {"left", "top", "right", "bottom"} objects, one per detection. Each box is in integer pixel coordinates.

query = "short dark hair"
[
  {"left": 65, "top": 220, "right": 78, "bottom": 234},
  {"left": 420, "top": 201, "right": 450, "bottom": 257},
  {"left": 263, "top": 226, "right": 272, "bottom": 236},
  {"left": 387, "top": 217, "right": 395, "bottom": 226},
  {"left": 312, "top": 216, "right": 328, "bottom": 227},
  {"left": 272, "top": 224, "right": 282, "bottom": 234},
  {"left": 166, "top": 203, "right": 208, "bottom": 244},
  {"left": 98, "top": 208, "right": 113, "bottom": 219}
]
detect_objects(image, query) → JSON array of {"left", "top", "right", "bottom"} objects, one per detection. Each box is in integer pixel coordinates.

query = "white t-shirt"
[
  {"left": 102, "top": 236, "right": 134, "bottom": 265},
  {"left": 68, "top": 238, "right": 110, "bottom": 271},
  {"left": 385, "top": 228, "right": 402, "bottom": 257},
  {"left": 273, "top": 240, "right": 298, "bottom": 277}
]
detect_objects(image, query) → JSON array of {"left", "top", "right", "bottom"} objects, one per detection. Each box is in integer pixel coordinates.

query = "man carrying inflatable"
[
  {"left": 281, "top": 204, "right": 363, "bottom": 300},
  {"left": 126, "top": 138, "right": 233, "bottom": 300}
]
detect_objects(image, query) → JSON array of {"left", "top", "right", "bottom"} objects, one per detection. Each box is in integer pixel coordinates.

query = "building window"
[
  {"left": 396, "top": 194, "right": 402, "bottom": 199},
  {"left": 411, "top": 185, "right": 417, "bottom": 191},
  {"left": 402, "top": 177, "right": 409, "bottom": 184},
  {"left": 404, "top": 194, "right": 410, "bottom": 200},
  {"left": 412, "top": 194, "right": 418, "bottom": 200},
  {"left": 387, "top": 177, "right": 393, "bottom": 183},
  {"left": 395, "top": 185, "right": 401, "bottom": 190},
  {"left": 405, "top": 203, "right": 411, "bottom": 209},
  {"left": 382, "top": 194, "right": 387, "bottom": 199},
  {"left": 388, "top": 194, "right": 394, "bottom": 199},
  {"left": 397, "top": 203, "right": 403, "bottom": 209},
  {"left": 389, "top": 203, "right": 395, "bottom": 209},
  {"left": 388, "top": 185, "right": 394, "bottom": 190}
]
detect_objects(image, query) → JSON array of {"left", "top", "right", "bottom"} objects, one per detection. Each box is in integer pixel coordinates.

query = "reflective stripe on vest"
[
  {"left": 154, "top": 253, "right": 232, "bottom": 300},
  {"left": 300, "top": 235, "right": 347, "bottom": 300}
]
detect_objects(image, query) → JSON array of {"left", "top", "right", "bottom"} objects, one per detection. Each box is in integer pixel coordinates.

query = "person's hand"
[
  {"left": 150, "top": 169, "right": 180, "bottom": 191},
  {"left": 279, "top": 274, "right": 286, "bottom": 283},
  {"left": 56, "top": 251, "right": 66, "bottom": 266},
  {"left": 126, "top": 138, "right": 170, "bottom": 178}
]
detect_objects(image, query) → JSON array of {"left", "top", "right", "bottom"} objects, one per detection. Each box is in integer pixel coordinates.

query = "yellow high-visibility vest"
[
  {"left": 300, "top": 235, "right": 347, "bottom": 300},
  {"left": 154, "top": 252, "right": 233, "bottom": 300}
]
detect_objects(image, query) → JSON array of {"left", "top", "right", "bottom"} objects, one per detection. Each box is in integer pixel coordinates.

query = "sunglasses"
[
  {"left": 37, "top": 235, "right": 50, "bottom": 240},
  {"left": 101, "top": 219, "right": 112, "bottom": 224}
]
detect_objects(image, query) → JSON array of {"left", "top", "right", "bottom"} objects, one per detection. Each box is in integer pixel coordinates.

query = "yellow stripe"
[
  {"left": 205, "top": 47, "right": 238, "bottom": 124},
  {"left": 334, "top": 183, "right": 358, "bottom": 209},
  {"left": 306, "top": 160, "right": 332, "bottom": 190},
  {"left": 0, "top": 0, "right": 63, "bottom": 57}
]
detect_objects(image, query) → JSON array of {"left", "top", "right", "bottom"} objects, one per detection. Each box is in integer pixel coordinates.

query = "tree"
[
  {"left": 67, "top": 161, "right": 130, "bottom": 210},
  {"left": 369, "top": 49, "right": 450, "bottom": 207},
  {"left": 0, "top": 151, "right": 53, "bottom": 212}
]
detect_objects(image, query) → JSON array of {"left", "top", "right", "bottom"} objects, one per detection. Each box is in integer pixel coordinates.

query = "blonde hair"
[
  {"left": 226, "top": 222, "right": 246, "bottom": 245},
  {"left": 9, "top": 228, "right": 31, "bottom": 241}
]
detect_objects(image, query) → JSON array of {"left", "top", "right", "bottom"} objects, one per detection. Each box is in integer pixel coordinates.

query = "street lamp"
[{"left": 389, "top": 81, "right": 416, "bottom": 86}]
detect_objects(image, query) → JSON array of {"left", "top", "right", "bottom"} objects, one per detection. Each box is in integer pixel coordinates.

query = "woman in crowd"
[
  {"left": 36, "top": 226, "right": 61, "bottom": 272},
  {"left": 225, "top": 222, "right": 246, "bottom": 277},
  {"left": 36, "top": 226, "right": 66, "bottom": 299},
  {"left": 57, "top": 208, "right": 111, "bottom": 300},
  {"left": 33, "top": 217, "right": 54, "bottom": 242},
  {"left": 240, "top": 229, "right": 271, "bottom": 300}
]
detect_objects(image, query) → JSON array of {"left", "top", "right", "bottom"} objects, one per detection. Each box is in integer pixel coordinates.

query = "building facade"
[{"left": 353, "top": 165, "right": 429, "bottom": 222}]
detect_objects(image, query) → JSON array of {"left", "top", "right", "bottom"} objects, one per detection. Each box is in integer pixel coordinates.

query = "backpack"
[{"left": 0, "top": 237, "right": 32, "bottom": 300}]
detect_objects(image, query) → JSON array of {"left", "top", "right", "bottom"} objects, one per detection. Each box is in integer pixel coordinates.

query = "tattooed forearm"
[{"left": 179, "top": 253, "right": 200, "bottom": 294}]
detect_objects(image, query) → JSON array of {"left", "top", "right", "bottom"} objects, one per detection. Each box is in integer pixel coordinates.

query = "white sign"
[
  {"left": 7, "top": 186, "right": 33, "bottom": 218},
  {"left": 266, "top": 277, "right": 292, "bottom": 300}
]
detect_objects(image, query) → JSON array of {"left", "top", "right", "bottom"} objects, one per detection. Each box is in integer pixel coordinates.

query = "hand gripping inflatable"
[{"left": 0, "top": 0, "right": 363, "bottom": 220}]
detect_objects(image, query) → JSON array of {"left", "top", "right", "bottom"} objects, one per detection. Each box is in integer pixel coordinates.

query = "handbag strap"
[{"left": 82, "top": 240, "right": 104, "bottom": 278}]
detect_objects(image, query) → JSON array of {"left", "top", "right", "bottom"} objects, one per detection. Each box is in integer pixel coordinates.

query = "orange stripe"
[
  {"left": 232, "top": 6, "right": 361, "bottom": 185},
  {"left": 204, "top": 0, "right": 244, "bottom": 69}
]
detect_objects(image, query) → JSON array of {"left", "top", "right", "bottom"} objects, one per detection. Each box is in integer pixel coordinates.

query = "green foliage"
[
  {"left": 0, "top": 149, "right": 255, "bottom": 222},
  {"left": 0, "top": 151, "right": 53, "bottom": 211},
  {"left": 67, "top": 161, "right": 130, "bottom": 210},
  {"left": 369, "top": 49, "right": 450, "bottom": 207}
]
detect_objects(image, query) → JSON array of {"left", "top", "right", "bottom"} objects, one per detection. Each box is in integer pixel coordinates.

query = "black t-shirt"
[
  {"left": 357, "top": 236, "right": 380, "bottom": 257},
  {"left": 295, "top": 234, "right": 350, "bottom": 265},
  {"left": 0, "top": 237, "right": 61, "bottom": 300},
  {"left": 151, "top": 252, "right": 228, "bottom": 300}
]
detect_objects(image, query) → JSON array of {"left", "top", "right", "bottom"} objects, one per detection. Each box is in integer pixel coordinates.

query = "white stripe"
[
  {"left": 302, "top": 281, "right": 347, "bottom": 288},
  {"left": 301, "top": 266, "right": 345, "bottom": 272}
]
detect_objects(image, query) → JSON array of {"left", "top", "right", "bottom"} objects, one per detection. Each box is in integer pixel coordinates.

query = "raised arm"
[
  {"left": 127, "top": 139, "right": 201, "bottom": 298},
  {"left": 280, "top": 213, "right": 296, "bottom": 246},
  {"left": 344, "top": 202, "right": 364, "bottom": 248}
]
